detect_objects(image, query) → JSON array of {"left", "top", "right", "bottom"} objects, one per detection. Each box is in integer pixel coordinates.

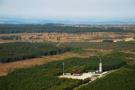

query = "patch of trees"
[
  {"left": 61, "top": 41, "right": 135, "bottom": 51},
  {"left": 0, "top": 24, "right": 134, "bottom": 34},
  {"left": 0, "top": 52, "right": 127, "bottom": 90},
  {"left": 61, "top": 53, "right": 127, "bottom": 73},
  {"left": 0, "top": 35, "right": 20, "bottom": 40},
  {"left": 0, "top": 42, "right": 70, "bottom": 63},
  {"left": 102, "top": 39, "right": 114, "bottom": 42},
  {"left": 0, "top": 41, "right": 135, "bottom": 63}
]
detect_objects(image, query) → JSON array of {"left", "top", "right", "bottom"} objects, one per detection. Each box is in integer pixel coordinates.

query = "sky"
[{"left": 0, "top": 0, "right": 135, "bottom": 23}]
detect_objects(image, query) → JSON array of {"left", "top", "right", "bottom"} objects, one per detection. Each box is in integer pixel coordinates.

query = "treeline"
[
  {"left": 1, "top": 41, "right": 134, "bottom": 63},
  {"left": 61, "top": 41, "right": 135, "bottom": 51},
  {"left": 0, "top": 35, "right": 20, "bottom": 40},
  {"left": 76, "top": 52, "right": 135, "bottom": 90},
  {"left": 0, "top": 24, "right": 134, "bottom": 34},
  {"left": 0, "top": 42, "right": 70, "bottom": 63},
  {"left": 62, "top": 52, "right": 127, "bottom": 73},
  {"left": 0, "top": 52, "right": 127, "bottom": 90}
]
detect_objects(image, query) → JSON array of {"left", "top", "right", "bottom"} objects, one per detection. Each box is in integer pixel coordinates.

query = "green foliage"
[
  {"left": 0, "top": 35, "right": 20, "bottom": 40},
  {"left": 61, "top": 41, "right": 135, "bottom": 51},
  {"left": 1, "top": 41, "right": 134, "bottom": 63},
  {"left": 0, "top": 24, "right": 134, "bottom": 34},
  {"left": 76, "top": 52, "right": 135, "bottom": 90},
  {"left": 0, "top": 53, "right": 127, "bottom": 90},
  {"left": 0, "top": 42, "right": 70, "bottom": 63},
  {"left": 77, "top": 65, "right": 135, "bottom": 90}
]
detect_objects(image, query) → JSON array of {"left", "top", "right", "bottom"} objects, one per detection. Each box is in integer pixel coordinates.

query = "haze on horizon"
[{"left": 0, "top": 0, "right": 135, "bottom": 23}]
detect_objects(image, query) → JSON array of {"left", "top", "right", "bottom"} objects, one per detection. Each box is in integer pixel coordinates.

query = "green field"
[{"left": 0, "top": 52, "right": 127, "bottom": 90}]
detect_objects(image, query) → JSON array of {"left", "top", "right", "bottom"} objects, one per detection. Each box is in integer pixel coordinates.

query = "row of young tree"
[
  {"left": 0, "top": 42, "right": 70, "bottom": 63},
  {"left": 0, "top": 24, "right": 134, "bottom": 34}
]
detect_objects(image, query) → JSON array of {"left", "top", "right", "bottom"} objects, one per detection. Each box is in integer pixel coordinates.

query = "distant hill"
[{"left": 0, "top": 18, "right": 135, "bottom": 24}]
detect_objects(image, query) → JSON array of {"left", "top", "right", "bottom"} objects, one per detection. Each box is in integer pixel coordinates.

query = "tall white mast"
[
  {"left": 63, "top": 62, "right": 65, "bottom": 75},
  {"left": 99, "top": 58, "right": 102, "bottom": 73}
]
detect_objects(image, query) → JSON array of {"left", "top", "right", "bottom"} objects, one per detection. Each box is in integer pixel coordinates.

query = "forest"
[
  {"left": 0, "top": 52, "right": 127, "bottom": 90},
  {"left": 77, "top": 65, "right": 135, "bottom": 90},
  {"left": 61, "top": 41, "right": 135, "bottom": 51},
  {"left": 0, "top": 24, "right": 134, "bottom": 34},
  {"left": 0, "top": 41, "right": 135, "bottom": 63},
  {"left": 75, "top": 51, "right": 135, "bottom": 90},
  {"left": 0, "top": 42, "right": 70, "bottom": 63}
]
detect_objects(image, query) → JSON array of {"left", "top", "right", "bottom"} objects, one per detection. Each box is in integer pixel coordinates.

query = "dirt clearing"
[
  {"left": 0, "top": 49, "right": 112, "bottom": 77},
  {"left": 0, "top": 52, "right": 87, "bottom": 76}
]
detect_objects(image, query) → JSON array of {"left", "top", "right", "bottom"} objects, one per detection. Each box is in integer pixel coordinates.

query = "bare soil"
[
  {"left": 0, "top": 49, "right": 112, "bottom": 77},
  {"left": 0, "top": 52, "right": 86, "bottom": 76}
]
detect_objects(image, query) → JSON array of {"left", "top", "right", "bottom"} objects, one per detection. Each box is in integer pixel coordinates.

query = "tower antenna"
[
  {"left": 62, "top": 62, "right": 65, "bottom": 75},
  {"left": 99, "top": 57, "right": 103, "bottom": 73}
]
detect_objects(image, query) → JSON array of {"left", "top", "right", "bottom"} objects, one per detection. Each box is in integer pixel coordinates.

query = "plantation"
[
  {"left": 61, "top": 41, "right": 135, "bottom": 51},
  {"left": 0, "top": 52, "right": 127, "bottom": 90},
  {"left": 1, "top": 41, "right": 135, "bottom": 63},
  {"left": 0, "top": 42, "right": 70, "bottom": 63}
]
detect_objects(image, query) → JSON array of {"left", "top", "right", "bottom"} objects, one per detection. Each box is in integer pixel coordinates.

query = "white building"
[{"left": 59, "top": 59, "right": 104, "bottom": 80}]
